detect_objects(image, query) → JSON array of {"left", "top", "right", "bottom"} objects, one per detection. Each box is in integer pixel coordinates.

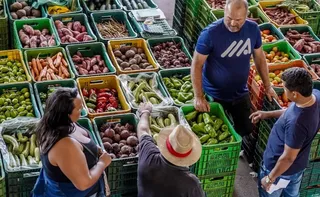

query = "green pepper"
[
  {"left": 39, "top": 92, "right": 47, "bottom": 100},
  {"left": 185, "top": 111, "right": 197, "bottom": 121},
  {"left": 213, "top": 118, "right": 224, "bottom": 131},
  {"left": 162, "top": 77, "right": 171, "bottom": 85},
  {"left": 192, "top": 123, "right": 206, "bottom": 135},
  {"left": 180, "top": 82, "right": 192, "bottom": 93},
  {"left": 203, "top": 113, "right": 215, "bottom": 125},
  {"left": 174, "top": 99, "right": 184, "bottom": 105},
  {"left": 191, "top": 121, "right": 197, "bottom": 127},
  {"left": 211, "top": 115, "right": 217, "bottom": 121},
  {"left": 221, "top": 124, "right": 228, "bottom": 132},
  {"left": 198, "top": 122, "right": 205, "bottom": 129},
  {"left": 177, "top": 92, "right": 193, "bottom": 103},
  {"left": 171, "top": 78, "right": 183, "bottom": 89},
  {"left": 169, "top": 89, "right": 179, "bottom": 98},
  {"left": 83, "top": 96, "right": 89, "bottom": 102},
  {"left": 200, "top": 134, "right": 210, "bottom": 144},
  {"left": 217, "top": 130, "right": 222, "bottom": 136},
  {"left": 218, "top": 131, "right": 230, "bottom": 141},
  {"left": 86, "top": 103, "right": 96, "bottom": 109},
  {"left": 197, "top": 113, "right": 203, "bottom": 124},
  {"left": 182, "top": 75, "right": 191, "bottom": 82},
  {"left": 207, "top": 138, "right": 218, "bottom": 145},
  {"left": 229, "top": 136, "right": 235, "bottom": 143},
  {"left": 204, "top": 124, "right": 217, "bottom": 137},
  {"left": 88, "top": 93, "right": 97, "bottom": 104}
]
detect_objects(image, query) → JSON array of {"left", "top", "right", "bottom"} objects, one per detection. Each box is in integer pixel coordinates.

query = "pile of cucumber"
[{"left": 120, "top": 0, "right": 150, "bottom": 10}]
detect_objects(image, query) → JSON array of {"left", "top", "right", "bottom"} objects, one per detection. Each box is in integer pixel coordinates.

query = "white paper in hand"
[{"left": 267, "top": 179, "right": 291, "bottom": 194}]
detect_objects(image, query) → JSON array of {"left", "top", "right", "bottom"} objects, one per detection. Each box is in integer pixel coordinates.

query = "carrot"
[
  {"left": 59, "top": 66, "right": 62, "bottom": 76},
  {"left": 54, "top": 52, "right": 62, "bottom": 67},
  {"left": 38, "top": 66, "right": 47, "bottom": 81},
  {"left": 62, "top": 58, "right": 68, "bottom": 67},
  {"left": 56, "top": 75, "right": 62, "bottom": 80},
  {"left": 31, "top": 69, "right": 35, "bottom": 78},
  {"left": 60, "top": 66, "right": 70, "bottom": 78},
  {"left": 61, "top": 74, "right": 65, "bottom": 79},
  {"left": 46, "top": 73, "right": 51, "bottom": 81},
  {"left": 36, "top": 58, "right": 43, "bottom": 72},
  {"left": 47, "top": 68, "right": 53, "bottom": 74},
  {"left": 31, "top": 59, "right": 39, "bottom": 77},
  {"left": 51, "top": 54, "right": 57, "bottom": 61},
  {"left": 41, "top": 61, "right": 47, "bottom": 68},
  {"left": 40, "top": 59, "right": 44, "bottom": 63},
  {"left": 50, "top": 73, "right": 57, "bottom": 80},
  {"left": 47, "top": 57, "right": 58, "bottom": 73}
]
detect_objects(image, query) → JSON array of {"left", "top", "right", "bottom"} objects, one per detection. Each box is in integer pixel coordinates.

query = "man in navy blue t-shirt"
[
  {"left": 250, "top": 68, "right": 320, "bottom": 197},
  {"left": 191, "top": 0, "right": 277, "bottom": 137}
]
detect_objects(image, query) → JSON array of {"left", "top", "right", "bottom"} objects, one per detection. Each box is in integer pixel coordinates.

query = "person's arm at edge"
[
  {"left": 191, "top": 51, "right": 209, "bottom": 99},
  {"left": 137, "top": 112, "right": 151, "bottom": 140},
  {"left": 253, "top": 47, "right": 270, "bottom": 90},
  {"left": 264, "top": 109, "right": 286, "bottom": 119}
]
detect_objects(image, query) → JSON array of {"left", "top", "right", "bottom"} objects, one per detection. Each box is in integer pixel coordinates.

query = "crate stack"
[{"left": 172, "top": 0, "right": 187, "bottom": 36}]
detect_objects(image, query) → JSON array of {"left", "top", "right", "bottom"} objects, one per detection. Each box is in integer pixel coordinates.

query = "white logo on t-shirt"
[{"left": 221, "top": 38, "right": 251, "bottom": 58}]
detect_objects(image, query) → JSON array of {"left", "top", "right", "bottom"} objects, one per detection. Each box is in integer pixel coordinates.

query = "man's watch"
[{"left": 266, "top": 175, "right": 273, "bottom": 184}]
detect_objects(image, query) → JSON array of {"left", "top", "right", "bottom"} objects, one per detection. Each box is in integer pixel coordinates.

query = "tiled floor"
[{"left": 153, "top": 0, "right": 259, "bottom": 196}]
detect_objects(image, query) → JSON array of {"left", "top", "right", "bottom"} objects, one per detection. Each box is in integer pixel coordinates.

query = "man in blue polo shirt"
[
  {"left": 191, "top": 0, "right": 276, "bottom": 138},
  {"left": 250, "top": 68, "right": 320, "bottom": 197}
]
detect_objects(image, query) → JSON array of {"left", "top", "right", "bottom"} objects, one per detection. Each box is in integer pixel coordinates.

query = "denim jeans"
[{"left": 258, "top": 165, "right": 303, "bottom": 197}]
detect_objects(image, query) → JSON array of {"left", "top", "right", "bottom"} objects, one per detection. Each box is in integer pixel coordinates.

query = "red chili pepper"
[
  {"left": 97, "top": 88, "right": 110, "bottom": 93},
  {"left": 97, "top": 92, "right": 111, "bottom": 98},
  {"left": 109, "top": 96, "right": 117, "bottom": 103},
  {"left": 97, "top": 97, "right": 107, "bottom": 102},
  {"left": 97, "top": 101, "right": 106, "bottom": 108},
  {"left": 82, "top": 88, "right": 89, "bottom": 97},
  {"left": 89, "top": 89, "right": 96, "bottom": 96},
  {"left": 97, "top": 108, "right": 104, "bottom": 113},
  {"left": 111, "top": 101, "right": 118, "bottom": 109}
]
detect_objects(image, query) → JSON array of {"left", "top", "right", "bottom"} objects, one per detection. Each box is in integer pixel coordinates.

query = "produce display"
[
  {"left": 28, "top": 52, "right": 70, "bottom": 81},
  {"left": 310, "top": 63, "right": 320, "bottom": 76},
  {"left": 96, "top": 18, "right": 129, "bottom": 39},
  {"left": 112, "top": 45, "right": 154, "bottom": 71},
  {"left": 120, "top": 0, "right": 151, "bottom": 10},
  {"left": 264, "top": 47, "right": 290, "bottom": 64},
  {"left": 98, "top": 122, "right": 138, "bottom": 159},
  {"left": 0, "top": 87, "right": 35, "bottom": 122},
  {"left": 4, "top": 132, "right": 41, "bottom": 169},
  {"left": 150, "top": 41, "right": 191, "bottom": 69},
  {"left": 119, "top": 74, "right": 168, "bottom": 107},
  {"left": 261, "top": 29, "right": 278, "bottom": 43},
  {"left": 247, "top": 12, "right": 260, "bottom": 24},
  {"left": 254, "top": 69, "right": 284, "bottom": 86},
  {"left": 184, "top": 110, "right": 235, "bottom": 145},
  {"left": 48, "top": 5, "right": 71, "bottom": 15},
  {"left": 277, "top": 92, "right": 291, "bottom": 109},
  {"left": 150, "top": 112, "right": 178, "bottom": 142},
  {"left": 162, "top": 74, "right": 193, "bottom": 105},
  {"left": 71, "top": 51, "right": 109, "bottom": 75},
  {"left": 18, "top": 25, "right": 56, "bottom": 48},
  {"left": 278, "top": 1, "right": 320, "bottom": 13},
  {"left": 263, "top": 7, "right": 297, "bottom": 25},
  {"left": 9, "top": 0, "right": 41, "bottom": 19},
  {"left": 82, "top": 87, "right": 122, "bottom": 113},
  {"left": 85, "top": 0, "right": 118, "bottom": 11},
  {"left": 0, "top": 59, "right": 28, "bottom": 84},
  {"left": 284, "top": 29, "right": 320, "bottom": 54},
  {"left": 206, "top": 0, "right": 225, "bottom": 10},
  {"left": 54, "top": 20, "right": 94, "bottom": 44}
]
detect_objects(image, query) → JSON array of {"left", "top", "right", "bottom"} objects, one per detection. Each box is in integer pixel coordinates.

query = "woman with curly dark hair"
[{"left": 32, "top": 87, "right": 111, "bottom": 197}]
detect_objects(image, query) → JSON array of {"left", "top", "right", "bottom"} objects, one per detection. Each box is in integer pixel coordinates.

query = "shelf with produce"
[
  {"left": 90, "top": 10, "right": 138, "bottom": 43},
  {"left": 45, "top": 0, "right": 83, "bottom": 17},
  {"left": 259, "top": 23, "right": 285, "bottom": 44},
  {"left": 147, "top": 36, "right": 192, "bottom": 70},
  {"left": 66, "top": 42, "right": 116, "bottom": 77},
  {"left": 0, "top": 49, "right": 32, "bottom": 85},
  {"left": 107, "top": 38, "right": 159, "bottom": 74},
  {"left": 24, "top": 47, "right": 75, "bottom": 82},
  {"left": 81, "top": 0, "right": 121, "bottom": 13},
  {"left": 52, "top": 13, "right": 97, "bottom": 47},
  {"left": 181, "top": 103, "right": 242, "bottom": 177},
  {"left": 118, "top": 72, "right": 172, "bottom": 111},
  {"left": 33, "top": 79, "right": 87, "bottom": 117},
  {"left": 13, "top": 18, "right": 60, "bottom": 50},
  {"left": 303, "top": 53, "right": 320, "bottom": 79},
  {"left": 77, "top": 75, "right": 131, "bottom": 118},
  {"left": 118, "top": 0, "right": 158, "bottom": 11},
  {"left": 92, "top": 113, "right": 139, "bottom": 195}
]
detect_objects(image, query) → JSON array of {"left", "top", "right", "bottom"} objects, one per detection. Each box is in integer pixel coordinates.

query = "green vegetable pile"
[
  {"left": 39, "top": 88, "right": 56, "bottom": 110},
  {"left": 0, "top": 87, "right": 34, "bottom": 123},
  {"left": 0, "top": 59, "right": 28, "bottom": 84},
  {"left": 185, "top": 110, "right": 235, "bottom": 145},
  {"left": 121, "top": 0, "right": 150, "bottom": 10},
  {"left": 278, "top": 0, "right": 320, "bottom": 13},
  {"left": 162, "top": 74, "right": 193, "bottom": 105},
  {"left": 150, "top": 113, "right": 177, "bottom": 142},
  {"left": 3, "top": 133, "right": 40, "bottom": 169}
]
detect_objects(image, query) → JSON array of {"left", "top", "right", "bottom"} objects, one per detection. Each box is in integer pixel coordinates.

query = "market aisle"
[{"left": 153, "top": 0, "right": 259, "bottom": 196}]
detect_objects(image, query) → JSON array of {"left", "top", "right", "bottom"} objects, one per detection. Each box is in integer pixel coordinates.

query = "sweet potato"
[
  {"left": 72, "top": 21, "right": 81, "bottom": 32},
  {"left": 23, "top": 25, "right": 34, "bottom": 35},
  {"left": 75, "top": 32, "right": 87, "bottom": 41},
  {"left": 61, "top": 28, "right": 73, "bottom": 37}
]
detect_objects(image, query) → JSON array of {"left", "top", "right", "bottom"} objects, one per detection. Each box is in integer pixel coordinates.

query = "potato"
[
  {"left": 120, "top": 45, "right": 131, "bottom": 54},
  {"left": 114, "top": 134, "right": 121, "bottom": 143},
  {"left": 120, "top": 145, "right": 132, "bottom": 155},
  {"left": 20, "top": 1, "right": 28, "bottom": 7},
  {"left": 31, "top": 9, "right": 41, "bottom": 17},
  {"left": 10, "top": 12, "right": 18, "bottom": 19},
  {"left": 103, "top": 142, "right": 112, "bottom": 150},
  {"left": 130, "top": 64, "right": 140, "bottom": 70},
  {"left": 120, "top": 130, "right": 130, "bottom": 140},
  {"left": 127, "top": 136, "right": 138, "bottom": 146},
  {"left": 137, "top": 47, "right": 144, "bottom": 54},
  {"left": 140, "top": 53, "right": 146, "bottom": 59},
  {"left": 120, "top": 55, "right": 127, "bottom": 61},
  {"left": 120, "top": 62, "right": 129, "bottom": 68},
  {"left": 130, "top": 47, "right": 138, "bottom": 54},
  {"left": 134, "top": 54, "right": 142, "bottom": 64},
  {"left": 146, "top": 65, "right": 154, "bottom": 69},
  {"left": 10, "top": 2, "right": 22, "bottom": 11},
  {"left": 114, "top": 50, "right": 122, "bottom": 58},
  {"left": 116, "top": 57, "right": 123, "bottom": 64},
  {"left": 16, "top": 9, "right": 26, "bottom": 18},
  {"left": 124, "top": 67, "right": 132, "bottom": 71},
  {"left": 125, "top": 50, "right": 135, "bottom": 58},
  {"left": 128, "top": 58, "right": 137, "bottom": 65}
]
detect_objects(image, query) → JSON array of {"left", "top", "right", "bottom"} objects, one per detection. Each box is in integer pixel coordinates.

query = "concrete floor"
[{"left": 153, "top": 0, "right": 259, "bottom": 196}]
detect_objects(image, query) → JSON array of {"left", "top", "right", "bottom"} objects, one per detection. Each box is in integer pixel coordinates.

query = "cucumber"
[
  {"left": 22, "top": 141, "right": 30, "bottom": 158},
  {"left": 14, "top": 155, "right": 20, "bottom": 167},
  {"left": 29, "top": 134, "right": 36, "bottom": 157},
  {"left": 100, "top": 4, "right": 106, "bottom": 10},
  {"left": 3, "top": 134, "right": 19, "bottom": 154},
  {"left": 34, "top": 147, "right": 40, "bottom": 163},
  {"left": 137, "top": 2, "right": 143, "bottom": 9},
  {"left": 19, "top": 154, "right": 27, "bottom": 166},
  {"left": 131, "top": 0, "right": 138, "bottom": 9},
  {"left": 27, "top": 156, "right": 37, "bottom": 165},
  {"left": 17, "top": 133, "right": 28, "bottom": 143},
  {"left": 141, "top": 1, "right": 149, "bottom": 8},
  {"left": 18, "top": 143, "right": 25, "bottom": 154},
  {"left": 9, "top": 152, "right": 17, "bottom": 168}
]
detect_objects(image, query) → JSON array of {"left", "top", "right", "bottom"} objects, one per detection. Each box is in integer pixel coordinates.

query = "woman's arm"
[{"left": 52, "top": 138, "right": 109, "bottom": 191}]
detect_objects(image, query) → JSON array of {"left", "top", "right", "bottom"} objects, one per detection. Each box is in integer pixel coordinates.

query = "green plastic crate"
[
  {"left": 174, "top": 0, "right": 186, "bottom": 24},
  {"left": 212, "top": 10, "right": 224, "bottom": 19},
  {"left": 201, "top": 172, "right": 236, "bottom": 197},
  {"left": 92, "top": 113, "right": 138, "bottom": 195},
  {"left": 262, "top": 40, "right": 302, "bottom": 63},
  {"left": 301, "top": 161, "right": 320, "bottom": 189},
  {"left": 303, "top": 54, "right": 320, "bottom": 82},
  {"left": 279, "top": 25, "right": 320, "bottom": 55},
  {"left": 119, "top": 0, "right": 158, "bottom": 11},
  {"left": 147, "top": 36, "right": 192, "bottom": 70},
  {"left": 248, "top": 6, "right": 270, "bottom": 24},
  {"left": 0, "top": 0, "right": 8, "bottom": 50},
  {"left": 310, "top": 134, "right": 320, "bottom": 161},
  {"left": 181, "top": 103, "right": 242, "bottom": 176},
  {"left": 259, "top": 22, "right": 285, "bottom": 44},
  {"left": 13, "top": 18, "right": 60, "bottom": 50},
  {"left": 24, "top": 47, "right": 75, "bottom": 82},
  {"left": 91, "top": 10, "right": 137, "bottom": 43},
  {"left": 66, "top": 42, "right": 116, "bottom": 77},
  {"left": 293, "top": 0, "right": 320, "bottom": 35},
  {"left": 0, "top": 82, "right": 40, "bottom": 119},
  {"left": 172, "top": 15, "right": 184, "bottom": 36},
  {"left": 52, "top": 13, "right": 97, "bottom": 47},
  {"left": 198, "top": 9, "right": 217, "bottom": 28},
  {"left": 33, "top": 79, "right": 87, "bottom": 117},
  {"left": 300, "top": 187, "right": 320, "bottom": 197},
  {"left": 78, "top": 117, "right": 99, "bottom": 144},
  {"left": 45, "top": 0, "right": 82, "bottom": 17},
  {"left": 0, "top": 157, "right": 6, "bottom": 197},
  {"left": 81, "top": 0, "right": 121, "bottom": 14}
]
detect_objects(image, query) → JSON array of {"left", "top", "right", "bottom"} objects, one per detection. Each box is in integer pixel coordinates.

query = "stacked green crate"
[
  {"left": 173, "top": 0, "right": 187, "bottom": 36},
  {"left": 300, "top": 161, "right": 320, "bottom": 196}
]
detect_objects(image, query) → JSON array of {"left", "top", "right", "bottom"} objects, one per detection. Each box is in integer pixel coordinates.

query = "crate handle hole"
[
  {"left": 61, "top": 17, "right": 73, "bottom": 22},
  {"left": 89, "top": 80, "right": 104, "bottom": 84},
  {"left": 209, "top": 176, "right": 225, "bottom": 181}
]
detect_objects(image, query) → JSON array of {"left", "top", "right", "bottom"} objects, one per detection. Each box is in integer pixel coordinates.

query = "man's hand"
[
  {"left": 138, "top": 102, "right": 152, "bottom": 114},
  {"left": 265, "top": 86, "right": 278, "bottom": 102},
  {"left": 261, "top": 176, "right": 272, "bottom": 192},
  {"left": 194, "top": 96, "right": 210, "bottom": 112},
  {"left": 249, "top": 111, "right": 268, "bottom": 124}
]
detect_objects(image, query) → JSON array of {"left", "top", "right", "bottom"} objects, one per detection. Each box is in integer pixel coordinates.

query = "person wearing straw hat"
[{"left": 136, "top": 103, "right": 205, "bottom": 197}]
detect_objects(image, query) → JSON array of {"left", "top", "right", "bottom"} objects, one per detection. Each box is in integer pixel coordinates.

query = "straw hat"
[{"left": 157, "top": 125, "right": 202, "bottom": 167}]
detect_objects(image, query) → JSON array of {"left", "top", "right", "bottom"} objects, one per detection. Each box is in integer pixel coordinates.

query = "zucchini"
[
  {"left": 111, "top": 4, "right": 117, "bottom": 9},
  {"left": 106, "top": 4, "right": 111, "bottom": 9},
  {"left": 9, "top": 152, "right": 17, "bottom": 168},
  {"left": 137, "top": 2, "right": 143, "bottom": 9},
  {"left": 131, "top": 0, "right": 138, "bottom": 9},
  {"left": 22, "top": 141, "right": 30, "bottom": 158},
  {"left": 3, "top": 134, "right": 19, "bottom": 154},
  {"left": 141, "top": 1, "right": 149, "bottom": 8},
  {"left": 18, "top": 143, "right": 25, "bottom": 154},
  {"left": 17, "top": 133, "right": 28, "bottom": 143},
  {"left": 19, "top": 154, "right": 27, "bottom": 166},
  {"left": 27, "top": 156, "right": 37, "bottom": 165},
  {"left": 14, "top": 155, "right": 20, "bottom": 167},
  {"left": 34, "top": 147, "right": 40, "bottom": 163},
  {"left": 29, "top": 134, "right": 36, "bottom": 157}
]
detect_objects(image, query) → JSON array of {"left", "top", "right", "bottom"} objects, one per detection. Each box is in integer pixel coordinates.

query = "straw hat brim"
[{"left": 157, "top": 127, "right": 202, "bottom": 167}]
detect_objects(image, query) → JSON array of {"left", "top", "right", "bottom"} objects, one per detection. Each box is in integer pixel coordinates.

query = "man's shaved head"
[{"left": 224, "top": 0, "right": 248, "bottom": 32}]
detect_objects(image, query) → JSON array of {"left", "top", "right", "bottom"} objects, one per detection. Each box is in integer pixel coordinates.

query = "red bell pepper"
[
  {"left": 109, "top": 96, "right": 117, "bottom": 103},
  {"left": 97, "top": 97, "right": 107, "bottom": 103},
  {"left": 97, "top": 101, "right": 106, "bottom": 109},
  {"left": 97, "top": 92, "right": 111, "bottom": 98},
  {"left": 89, "top": 89, "right": 96, "bottom": 96},
  {"left": 97, "top": 108, "right": 104, "bottom": 113},
  {"left": 82, "top": 88, "right": 89, "bottom": 97},
  {"left": 110, "top": 101, "right": 118, "bottom": 109},
  {"left": 97, "top": 88, "right": 110, "bottom": 93}
]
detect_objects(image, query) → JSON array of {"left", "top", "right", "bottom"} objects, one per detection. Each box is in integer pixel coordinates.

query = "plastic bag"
[
  {"left": 32, "top": 0, "right": 71, "bottom": 9},
  {"left": 0, "top": 117, "right": 41, "bottom": 171},
  {"left": 118, "top": 73, "right": 171, "bottom": 108}
]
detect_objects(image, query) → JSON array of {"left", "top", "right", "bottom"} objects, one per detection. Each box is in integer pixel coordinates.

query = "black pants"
[{"left": 213, "top": 94, "right": 253, "bottom": 137}]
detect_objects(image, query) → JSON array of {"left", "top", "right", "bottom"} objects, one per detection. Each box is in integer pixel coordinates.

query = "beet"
[
  {"left": 127, "top": 136, "right": 138, "bottom": 147},
  {"left": 129, "top": 153, "right": 136, "bottom": 157},
  {"left": 120, "top": 145, "right": 132, "bottom": 155},
  {"left": 125, "top": 123, "right": 134, "bottom": 132},
  {"left": 102, "top": 137, "right": 113, "bottom": 144},
  {"left": 112, "top": 143, "right": 120, "bottom": 154},
  {"left": 119, "top": 140, "right": 127, "bottom": 145},
  {"left": 105, "top": 128, "right": 115, "bottom": 138},
  {"left": 120, "top": 154, "right": 128, "bottom": 158},
  {"left": 100, "top": 132, "right": 104, "bottom": 138},
  {"left": 103, "top": 142, "right": 112, "bottom": 151},
  {"left": 114, "top": 134, "right": 121, "bottom": 143},
  {"left": 120, "top": 130, "right": 130, "bottom": 140},
  {"left": 109, "top": 153, "right": 116, "bottom": 159},
  {"left": 114, "top": 125, "right": 121, "bottom": 134}
]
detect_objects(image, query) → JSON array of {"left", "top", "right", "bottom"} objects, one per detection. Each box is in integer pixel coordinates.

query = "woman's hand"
[{"left": 99, "top": 150, "right": 112, "bottom": 167}]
